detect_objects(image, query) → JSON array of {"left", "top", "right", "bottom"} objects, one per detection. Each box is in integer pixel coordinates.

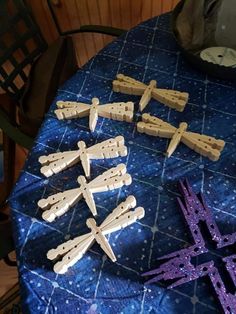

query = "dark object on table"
[
  {"left": 171, "top": 0, "right": 236, "bottom": 80},
  {"left": 142, "top": 179, "right": 236, "bottom": 313}
]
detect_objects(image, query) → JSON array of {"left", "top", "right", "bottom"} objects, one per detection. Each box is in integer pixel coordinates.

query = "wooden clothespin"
[
  {"left": 39, "top": 136, "right": 127, "bottom": 178},
  {"left": 47, "top": 196, "right": 145, "bottom": 274},
  {"left": 55, "top": 97, "right": 134, "bottom": 132},
  {"left": 38, "top": 164, "right": 132, "bottom": 222},
  {"left": 137, "top": 113, "right": 225, "bottom": 161},
  {"left": 113, "top": 74, "right": 189, "bottom": 112}
]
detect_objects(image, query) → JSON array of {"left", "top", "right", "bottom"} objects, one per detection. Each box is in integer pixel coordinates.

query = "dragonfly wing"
[
  {"left": 55, "top": 102, "right": 90, "bottom": 120},
  {"left": 152, "top": 89, "right": 188, "bottom": 112},
  {"left": 90, "top": 164, "right": 126, "bottom": 185},
  {"left": 137, "top": 122, "right": 174, "bottom": 138},
  {"left": 116, "top": 74, "right": 146, "bottom": 87},
  {"left": 89, "top": 173, "right": 131, "bottom": 193},
  {"left": 40, "top": 151, "right": 80, "bottom": 177},
  {"left": 47, "top": 233, "right": 92, "bottom": 260},
  {"left": 142, "top": 113, "right": 175, "bottom": 130},
  {"left": 102, "top": 207, "right": 144, "bottom": 235},
  {"left": 100, "top": 196, "right": 136, "bottom": 230},
  {"left": 186, "top": 132, "right": 225, "bottom": 151},
  {"left": 182, "top": 134, "right": 221, "bottom": 161},
  {"left": 87, "top": 136, "right": 127, "bottom": 159},
  {"left": 98, "top": 102, "right": 134, "bottom": 122},
  {"left": 53, "top": 236, "right": 95, "bottom": 274},
  {"left": 40, "top": 188, "right": 82, "bottom": 222}
]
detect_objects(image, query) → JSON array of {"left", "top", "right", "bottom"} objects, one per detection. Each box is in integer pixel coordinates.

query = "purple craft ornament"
[{"left": 142, "top": 179, "right": 236, "bottom": 314}]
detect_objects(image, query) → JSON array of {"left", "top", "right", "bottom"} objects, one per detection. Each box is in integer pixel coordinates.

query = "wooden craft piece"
[
  {"left": 39, "top": 136, "right": 127, "bottom": 178},
  {"left": 137, "top": 113, "right": 225, "bottom": 161},
  {"left": 47, "top": 196, "right": 145, "bottom": 274},
  {"left": 55, "top": 97, "right": 134, "bottom": 132},
  {"left": 113, "top": 74, "right": 189, "bottom": 112},
  {"left": 38, "top": 164, "right": 132, "bottom": 222}
]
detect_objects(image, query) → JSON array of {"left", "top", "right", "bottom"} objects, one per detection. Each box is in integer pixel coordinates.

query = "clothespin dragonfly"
[
  {"left": 55, "top": 97, "right": 134, "bottom": 132},
  {"left": 113, "top": 74, "right": 189, "bottom": 112},
  {"left": 38, "top": 164, "right": 132, "bottom": 222},
  {"left": 47, "top": 196, "right": 145, "bottom": 274},
  {"left": 137, "top": 114, "right": 225, "bottom": 161},
  {"left": 39, "top": 136, "right": 127, "bottom": 178}
]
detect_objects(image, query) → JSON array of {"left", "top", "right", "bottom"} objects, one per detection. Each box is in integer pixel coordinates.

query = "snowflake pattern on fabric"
[{"left": 9, "top": 13, "right": 236, "bottom": 314}]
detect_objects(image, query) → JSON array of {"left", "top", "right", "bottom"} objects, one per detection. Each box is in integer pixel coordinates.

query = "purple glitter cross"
[{"left": 142, "top": 179, "right": 236, "bottom": 313}]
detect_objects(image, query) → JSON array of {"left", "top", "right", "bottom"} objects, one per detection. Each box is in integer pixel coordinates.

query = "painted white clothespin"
[
  {"left": 137, "top": 113, "right": 225, "bottom": 161},
  {"left": 113, "top": 74, "right": 189, "bottom": 112},
  {"left": 47, "top": 196, "right": 145, "bottom": 274},
  {"left": 38, "top": 164, "right": 132, "bottom": 222},
  {"left": 55, "top": 97, "right": 134, "bottom": 132},
  {"left": 39, "top": 136, "right": 127, "bottom": 178}
]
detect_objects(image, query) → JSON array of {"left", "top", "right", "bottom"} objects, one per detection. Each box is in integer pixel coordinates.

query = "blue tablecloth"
[{"left": 9, "top": 13, "right": 236, "bottom": 314}]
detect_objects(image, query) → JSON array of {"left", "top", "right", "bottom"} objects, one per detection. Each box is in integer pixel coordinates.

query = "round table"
[{"left": 10, "top": 12, "right": 236, "bottom": 314}]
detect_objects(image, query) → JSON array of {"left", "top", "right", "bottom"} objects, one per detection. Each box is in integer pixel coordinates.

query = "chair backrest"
[{"left": 0, "top": 0, "right": 48, "bottom": 100}]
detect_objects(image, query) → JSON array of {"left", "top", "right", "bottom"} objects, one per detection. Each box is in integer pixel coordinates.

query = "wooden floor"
[
  {"left": 0, "top": 252, "right": 18, "bottom": 298},
  {"left": 0, "top": 145, "right": 27, "bottom": 299}
]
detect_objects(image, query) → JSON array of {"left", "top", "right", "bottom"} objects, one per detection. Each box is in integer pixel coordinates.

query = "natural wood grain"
[
  {"left": 120, "top": 0, "right": 132, "bottom": 30},
  {"left": 76, "top": 0, "right": 97, "bottom": 61},
  {"left": 131, "top": 0, "right": 142, "bottom": 26},
  {"left": 23, "top": 0, "right": 180, "bottom": 66},
  {"left": 26, "top": 0, "right": 56, "bottom": 44},
  {"left": 0, "top": 252, "right": 18, "bottom": 298},
  {"left": 141, "top": 0, "right": 152, "bottom": 21},
  {"left": 152, "top": 0, "right": 162, "bottom": 16},
  {"left": 162, "top": 0, "right": 174, "bottom": 12},
  {"left": 87, "top": 0, "right": 104, "bottom": 50},
  {"left": 97, "top": 0, "right": 113, "bottom": 46}
]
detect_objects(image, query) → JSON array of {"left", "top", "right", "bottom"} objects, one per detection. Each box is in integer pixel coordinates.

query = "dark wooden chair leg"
[
  {"left": 0, "top": 214, "right": 16, "bottom": 265},
  {"left": 0, "top": 211, "right": 9, "bottom": 220},
  {"left": 0, "top": 94, "right": 16, "bottom": 213},
  {"left": 3, "top": 255, "right": 17, "bottom": 267}
]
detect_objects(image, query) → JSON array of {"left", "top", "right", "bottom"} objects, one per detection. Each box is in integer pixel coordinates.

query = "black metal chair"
[
  {"left": 0, "top": 0, "right": 126, "bottom": 256},
  {"left": 0, "top": 0, "right": 126, "bottom": 150},
  {"left": 0, "top": 0, "right": 78, "bottom": 149}
]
